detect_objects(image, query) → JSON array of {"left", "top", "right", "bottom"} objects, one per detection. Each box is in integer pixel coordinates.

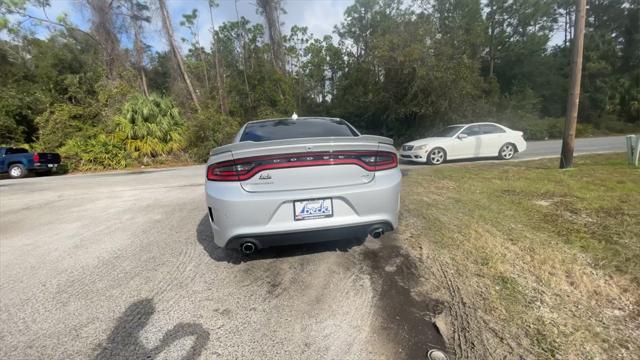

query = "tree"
[
  {"left": 233, "top": 0, "right": 253, "bottom": 108},
  {"left": 122, "top": 0, "right": 151, "bottom": 97},
  {"left": 157, "top": 0, "right": 200, "bottom": 111},
  {"left": 208, "top": 0, "right": 228, "bottom": 114},
  {"left": 485, "top": 0, "right": 508, "bottom": 77},
  {"left": 181, "top": 9, "right": 210, "bottom": 92},
  {"left": 286, "top": 25, "right": 310, "bottom": 108},
  {"left": 256, "top": 0, "right": 285, "bottom": 71},
  {"left": 87, "top": 0, "right": 122, "bottom": 80},
  {"left": 1, "top": 0, "right": 639, "bottom": 169}
]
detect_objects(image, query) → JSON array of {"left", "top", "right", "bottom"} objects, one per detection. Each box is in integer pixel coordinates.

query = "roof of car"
[
  {"left": 449, "top": 122, "right": 501, "bottom": 127},
  {"left": 245, "top": 117, "right": 342, "bottom": 124}
]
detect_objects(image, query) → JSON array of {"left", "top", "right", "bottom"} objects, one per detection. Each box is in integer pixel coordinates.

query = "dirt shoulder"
[{"left": 399, "top": 153, "right": 639, "bottom": 359}]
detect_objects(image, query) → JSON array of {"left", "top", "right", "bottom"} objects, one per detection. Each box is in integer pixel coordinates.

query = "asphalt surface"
[
  {"left": 0, "top": 167, "right": 446, "bottom": 359},
  {"left": 0, "top": 136, "right": 626, "bottom": 359},
  {"left": 516, "top": 135, "right": 627, "bottom": 158}
]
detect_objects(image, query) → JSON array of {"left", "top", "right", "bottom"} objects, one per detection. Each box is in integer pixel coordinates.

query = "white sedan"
[{"left": 399, "top": 122, "right": 527, "bottom": 165}]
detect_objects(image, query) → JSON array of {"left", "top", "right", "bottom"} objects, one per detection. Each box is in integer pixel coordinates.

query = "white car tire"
[
  {"left": 427, "top": 147, "right": 446, "bottom": 165},
  {"left": 498, "top": 143, "right": 516, "bottom": 160}
]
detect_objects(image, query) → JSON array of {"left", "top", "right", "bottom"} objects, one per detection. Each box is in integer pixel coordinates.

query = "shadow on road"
[
  {"left": 95, "top": 298, "right": 209, "bottom": 360},
  {"left": 196, "top": 215, "right": 366, "bottom": 264}
]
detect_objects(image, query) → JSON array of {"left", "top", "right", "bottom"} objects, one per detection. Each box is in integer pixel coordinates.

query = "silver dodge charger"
[{"left": 205, "top": 116, "right": 401, "bottom": 254}]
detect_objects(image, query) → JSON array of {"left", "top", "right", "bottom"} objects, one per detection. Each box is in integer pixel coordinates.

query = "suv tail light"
[
  {"left": 33, "top": 153, "right": 40, "bottom": 163},
  {"left": 207, "top": 151, "right": 397, "bottom": 181}
]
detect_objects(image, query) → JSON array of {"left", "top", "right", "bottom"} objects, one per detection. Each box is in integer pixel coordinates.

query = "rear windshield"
[{"left": 240, "top": 118, "right": 359, "bottom": 142}]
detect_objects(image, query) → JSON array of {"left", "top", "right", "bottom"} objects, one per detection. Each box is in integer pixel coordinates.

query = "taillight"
[
  {"left": 206, "top": 151, "right": 398, "bottom": 181},
  {"left": 33, "top": 153, "right": 40, "bottom": 163},
  {"left": 206, "top": 160, "right": 255, "bottom": 181}
]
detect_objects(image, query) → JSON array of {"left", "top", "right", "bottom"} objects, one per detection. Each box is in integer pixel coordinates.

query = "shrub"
[
  {"left": 545, "top": 118, "right": 564, "bottom": 139},
  {"left": 186, "top": 108, "right": 240, "bottom": 162},
  {"left": 35, "top": 103, "right": 100, "bottom": 150},
  {"left": 575, "top": 123, "right": 594, "bottom": 137},
  {"left": 0, "top": 115, "right": 25, "bottom": 145},
  {"left": 493, "top": 114, "right": 557, "bottom": 140},
  {"left": 595, "top": 117, "right": 639, "bottom": 134},
  {"left": 111, "top": 94, "right": 185, "bottom": 160},
  {"left": 60, "top": 135, "right": 129, "bottom": 171}
]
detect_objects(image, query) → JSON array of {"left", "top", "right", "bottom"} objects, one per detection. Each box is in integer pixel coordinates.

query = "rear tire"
[
  {"left": 498, "top": 143, "right": 516, "bottom": 160},
  {"left": 8, "top": 164, "right": 26, "bottom": 179},
  {"left": 426, "top": 147, "right": 446, "bottom": 165}
]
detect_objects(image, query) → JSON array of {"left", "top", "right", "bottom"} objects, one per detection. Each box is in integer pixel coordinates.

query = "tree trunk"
[
  {"left": 140, "top": 67, "right": 149, "bottom": 97},
  {"left": 216, "top": 47, "right": 228, "bottom": 114},
  {"left": 560, "top": 0, "right": 586, "bottom": 169},
  {"left": 87, "top": 0, "right": 121, "bottom": 81},
  {"left": 564, "top": 8, "right": 568, "bottom": 47},
  {"left": 130, "top": 3, "right": 149, "bottom": 97},
  {"left": 487, "top": 0, "right": 496, "bottom": 77},
  {"left": 200, "top": 49, "right": 210, "bottom": 92},
  {"left": 234, "top": 0, "right": 253, "bottom": 108},
  {"left": 158, "top": 0, "right": 200, "bottom": 111},
  {"left": 209, "top": 4, "right": 227, "bottom": 115},
  {"left": 489, "top": 25, "right": 495, "bottom": 77},
  {"left": 257, "top": 0, "right": 285, "bottom": 72}
]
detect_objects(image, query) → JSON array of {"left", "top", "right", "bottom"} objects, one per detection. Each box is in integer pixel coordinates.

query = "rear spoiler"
[{"left": 210, "top": 135, "right": 394, "bottom": 156}]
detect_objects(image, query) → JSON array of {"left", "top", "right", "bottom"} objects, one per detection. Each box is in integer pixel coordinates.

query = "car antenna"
[{"left": 291, "top": 112, "right": 298, "bottom": 120}]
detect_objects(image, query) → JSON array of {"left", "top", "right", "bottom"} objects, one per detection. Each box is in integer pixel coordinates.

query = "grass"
[{"left": 400, "top": 154, "right": 640, "bottom": 358}]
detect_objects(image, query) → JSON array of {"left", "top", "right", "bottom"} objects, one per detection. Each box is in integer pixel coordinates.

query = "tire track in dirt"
[
  {"left": 359, "top": 236, "right": 450, "bottom": 360},
  {"left": 400, "top": 213, "right": 494, "bottom": 360}
]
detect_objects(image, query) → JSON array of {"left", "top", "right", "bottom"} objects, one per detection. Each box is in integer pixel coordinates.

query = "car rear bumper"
[
  {"left": 205, "top": 168, "right": 402, "bottom": 249},
  {"left": 33, "top": 163, "right": 58, "bottom": 171},
  {"left": 225, "top": 221, "right": 393, "bottom": 249},
  {"left": 515, "top": 139, "right": 527, "bottom": 152}
]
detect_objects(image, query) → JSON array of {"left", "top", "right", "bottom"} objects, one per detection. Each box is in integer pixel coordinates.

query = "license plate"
[
  {"left": 294, "top": 198, "right": 333, "bottom": 221},
  {"left": 47, "top": 164, "right": 54, "bottom": 168}
]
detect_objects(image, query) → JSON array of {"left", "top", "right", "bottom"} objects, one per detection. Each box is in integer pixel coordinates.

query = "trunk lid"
[{"left": 210, "top": 136, "right": 394, "bottom": 193}]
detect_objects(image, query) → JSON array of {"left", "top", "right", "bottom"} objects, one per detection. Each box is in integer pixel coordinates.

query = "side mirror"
[{"left": 457, "top": 133, "right": 468, "bottom": 140}]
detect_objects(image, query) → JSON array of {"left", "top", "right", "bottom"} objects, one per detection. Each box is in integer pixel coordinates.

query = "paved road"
[
  {"left": 519, "top": 135, "right": 627, "bottom": 158},
  {"left": 0, "top": 168, "right": 446, "bottom": 359}
]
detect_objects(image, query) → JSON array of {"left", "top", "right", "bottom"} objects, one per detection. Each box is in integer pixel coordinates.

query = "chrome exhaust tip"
[
  {"left": 370, "top": 228, "right": 385, "bottom": 239},
  {"left": 240, "top": 241, "right": 257, "bottom": 255}
]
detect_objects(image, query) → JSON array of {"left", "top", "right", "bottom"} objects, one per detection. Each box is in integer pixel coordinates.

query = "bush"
[
  {"left": 576, "top": 123, "right": 595, "bottom": 137},
  {"left": 496, "top": 116, "right": 596, "bottom": 140},
  {"left": 60, "top": 135, "right": 129, "bottom": 171},
  {"left": 545, "top": 118, "right": 564, "bottom": 139},
  {"left": 186, "top": 108, "right": 240, "bottom": 162},
  {"left": 0, "top": 115, "right": 25, "bottom": 145},
  {"left": 35, "top": 103, "right": 100, "bottom": 150},
  {"left": 494, "top": 114, "right": 559, "bottom": 140},
  {"left": 595, "top": 117, "right": 640, "bottom": 134},
  {"left": 111, "top": 94, "right": 185, "bottom": 160}
]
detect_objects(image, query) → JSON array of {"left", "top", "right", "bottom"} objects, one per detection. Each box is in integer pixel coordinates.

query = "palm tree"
[{"left": 112, "top": 95, "right": 185, "bottom": 159}]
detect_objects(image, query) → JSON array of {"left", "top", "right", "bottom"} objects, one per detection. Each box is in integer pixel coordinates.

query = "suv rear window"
[{"left": 240, "top": 118, "right": 359, "bottom": 142}]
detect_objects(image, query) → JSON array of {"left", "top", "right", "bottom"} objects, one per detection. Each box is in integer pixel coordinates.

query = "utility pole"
[{"left": 560, "top": 0, "right": 586, "bottom": 169}]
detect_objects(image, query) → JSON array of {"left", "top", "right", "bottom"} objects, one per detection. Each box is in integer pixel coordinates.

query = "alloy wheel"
[
  {"left": 501, "top": 144, "right": 515, "bottom": 159},
  {"left": 429, "top": 149, "right": 445, "bottom": 164}
]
